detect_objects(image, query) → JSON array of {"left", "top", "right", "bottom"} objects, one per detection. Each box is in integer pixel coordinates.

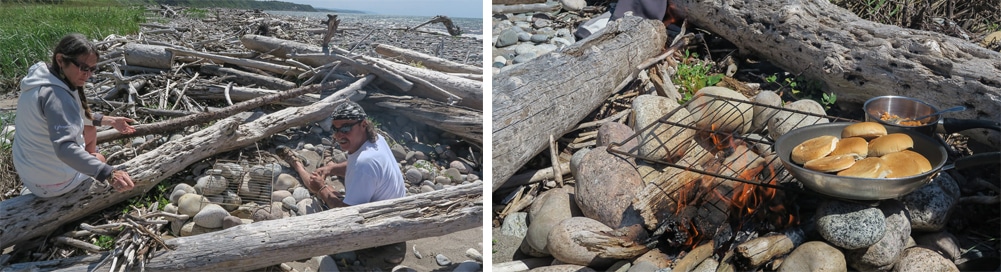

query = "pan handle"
[
  {"left": 941, "top": 152, "right": 1001, "bottom": 171},
  {"left": 939, "top": 118, "right": 1001, "bottom": 134}
]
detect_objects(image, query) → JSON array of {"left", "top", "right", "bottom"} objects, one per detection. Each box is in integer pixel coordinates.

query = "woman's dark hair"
[{"left": 49, "top": 33, "right": 99, "bottom": 119}]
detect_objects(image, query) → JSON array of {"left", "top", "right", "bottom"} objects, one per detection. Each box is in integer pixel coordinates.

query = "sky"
[{"left": 280, "top": 0, "right": 483, "bottom": 18}]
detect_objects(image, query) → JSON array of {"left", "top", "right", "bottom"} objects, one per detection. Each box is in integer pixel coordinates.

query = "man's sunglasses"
[
  {"left": 64, "top": 57, "right": 98, "bottom": 73},
  {"left": 332, "top": 120, "right": 362, "bottom": 134}
]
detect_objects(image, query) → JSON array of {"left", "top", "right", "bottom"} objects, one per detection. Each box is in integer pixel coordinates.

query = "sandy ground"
[{"left": 0, "top": 97, "right": 15, "bottom": 112}]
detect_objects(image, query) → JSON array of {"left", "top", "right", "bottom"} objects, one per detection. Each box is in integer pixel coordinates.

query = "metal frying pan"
[{"left": 773, "top": 122, "right": 948, "bottom": 200}]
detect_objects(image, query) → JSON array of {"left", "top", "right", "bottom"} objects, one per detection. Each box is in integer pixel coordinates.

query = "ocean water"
[{"left": 265, "top": 11, "right": 483, "bottom": 39}]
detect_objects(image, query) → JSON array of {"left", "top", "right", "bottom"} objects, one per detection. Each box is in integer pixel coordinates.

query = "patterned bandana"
[{"left": 331, "top": 101, "right": 367, "bottom": 121}]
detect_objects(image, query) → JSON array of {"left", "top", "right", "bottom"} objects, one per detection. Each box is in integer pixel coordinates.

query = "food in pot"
[
  {"left": 841, "top": 121, "right": 888, "bottom": 139},
  {"left": 868, "top": 133, "right": 914, "bottom": 157},
  {"left": 791, "top": 135, "right": 838, "bottom": 164},
  {"left": 879, "top": 111, "right": 926, "bottom": 126},
  {"left": 830, "top": 137, "right": 869, "bottom": 157},
  {"left": 804, "top": 154, "right": 860, "bottom": 172},
  {"left": 837, "top": 157, "right": 887, "bottom": 178}
]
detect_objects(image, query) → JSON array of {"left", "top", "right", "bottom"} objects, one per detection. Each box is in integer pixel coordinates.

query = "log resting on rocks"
[
  {"left": 365, "top": 93, "right": 483, "bottom": 145},
  {"left": 673, "top": 0, "right": 1001, "bottom": 147},
  {"left": 492, "top": 16, "right": 667, "bottom": 191},
  {"left": 0, "top": 77, "right": 371, "bottom": 248},
  {"left": 6, "top": 183, "right": 482, "bottom": 271}
]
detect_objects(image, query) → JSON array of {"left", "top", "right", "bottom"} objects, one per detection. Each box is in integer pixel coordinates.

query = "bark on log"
[
  {"left": 371, "top": 58, "right": 483, "bottom": 110},
  {"left": 492, "top": 16, "right": 667, "bottom": 191},
  {"left": 365, "top": 93, "right": 483, "bottom": 145},
  {"left": 673, "top": 0, "right": 1001, "bottom": 147},
  {"left": 492, "top": 2, "right": 561, "bottom": 14},
  {"left": 199, "top": 64, "right": 297, "bottom": 90},
  {"left": 373, "top": 43, "right": 482, "bottom": 74},
  {"left": 0, "top": 79, "right": 369, "bottom": 248},
  {"left": 123, "top": 44, "right": 173, "bottom": 69},
  {"left": 6, "top": 183, "right": 482, "bottom": 271},
  {"left": 184, "top": 84, "right": 320, "bottom": 107}
]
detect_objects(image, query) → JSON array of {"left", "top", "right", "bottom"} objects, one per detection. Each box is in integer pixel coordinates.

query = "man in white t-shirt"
[{"left": 278, "top": 100, "right": 407, "bottom": 268}]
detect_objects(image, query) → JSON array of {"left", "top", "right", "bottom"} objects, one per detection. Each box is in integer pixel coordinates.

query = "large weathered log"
[
  {"left": 370, "top": 58, "right": 483, "bottom": 110},
  {"left": 123, "top": 43, "right": 173, "bottom": 69},
  {"left": 373, "top": 43, "right": 482, "bottom": 75},
  {"left": 199, "top": 64, "right": 297, "bottom": 90},
  {"left": 492, "top": 2, "right": 561, "bottom": 14},
  {"left": 0, "top": 78, "right": 371, "bottom": 247},
  {"left": 673, "top": 0, "right": 1001, "bottom": 147},
  {"left": 5, "top": 183, "right": 482, "bottom": 271},
  {"left": 166, "top": 47, "right": 307, "bottom": 77},
  {"left": 184, "top": 84, "right": 320, "bottom": 107},
  {"left": 240, "top": 34, "right": 349, "bottom": 58},
  {"left": 365, "top": 93, "right": 483, "bottom": 145},
  {"left": 293, "top": 53, "right": 414, "bottom": 92},
  {"left": 492, "top": 16, "right": 667, "bottom": 191}
]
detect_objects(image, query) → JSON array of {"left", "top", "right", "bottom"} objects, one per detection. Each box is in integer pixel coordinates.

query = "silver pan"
[{"left": 773, "top": 122, "right": 947, "bottom": 200}]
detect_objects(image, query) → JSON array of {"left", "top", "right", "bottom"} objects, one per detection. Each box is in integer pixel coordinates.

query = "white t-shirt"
[{"left": 342, "top": 135, "right": 406, "bottom": 205}]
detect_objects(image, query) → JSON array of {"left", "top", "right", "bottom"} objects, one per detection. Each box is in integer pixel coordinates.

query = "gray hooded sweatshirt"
[{"left": 13, "top": 62, "right": 113, "bottom": 197}]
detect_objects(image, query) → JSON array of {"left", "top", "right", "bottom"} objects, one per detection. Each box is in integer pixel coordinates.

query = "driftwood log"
[
  {"left": 0, "top": 78, "right": 368, "bottom": 248},
  {"left": 673, "top": 0, "right": 1001, "bottom": 147},
  {"left": 370, "top": 57, "right": 483, "bottom": 110},
  {"left": 492, "top": 16, "right": 667, "bottom": 191},
  {"left": 365, "top": 93, "right": 483, "bottom": 145},
  {"left": 372, "top": 43, "right": 482, "bottom": 75},
  {"left": 5, "top": 183, "right": 482, "bottom": 271},
  {"left": 492, "top": 2, "right": 561, "bottom": 14},
  {"left": 199, "top": 64, "right": 297, "bottom": 90}
]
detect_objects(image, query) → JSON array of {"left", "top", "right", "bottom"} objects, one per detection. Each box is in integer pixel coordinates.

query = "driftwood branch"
[
  {"left": 365, "top": 93, "right": 483, "bottom": 145},
  {"left": 373, "top": 43, "right": 482, "bottom": 74}
]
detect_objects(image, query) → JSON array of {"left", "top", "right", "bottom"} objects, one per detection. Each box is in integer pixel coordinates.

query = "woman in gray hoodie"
[{"left": 13, "top": 33, "right": 136, "bottom": 197}]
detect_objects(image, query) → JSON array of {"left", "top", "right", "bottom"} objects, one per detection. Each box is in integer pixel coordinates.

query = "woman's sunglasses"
[
  {"left": 64, "top": 57, "right": 98, "bottom": 73},
  {"left": 332, "top": 120, "right": 362, "bottom": 134}
]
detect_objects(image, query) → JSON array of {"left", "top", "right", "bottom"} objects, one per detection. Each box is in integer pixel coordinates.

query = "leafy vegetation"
[
  {"left": 93, "top": 234, "right": 115, "bottom": 250},
  {"left": 672, "top": 50, "right": 724, "bottom": 103},
  {"left": 764, "top": 73, "right": 835, "bottom": 110},
  {"left": 0, "top": 0, "right": 145, "bottom": 94}
]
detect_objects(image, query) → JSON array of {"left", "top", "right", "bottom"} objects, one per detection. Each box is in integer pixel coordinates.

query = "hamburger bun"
[
  {"left": 842, "top": 122, "right": 887, "bottom": 139},
  {"left": 837, "top": 157, "right": 887, "bottom": 178},
  {"left": 868, "top": 133, "right": 914, "bottom": 157},
  {"left": 830, "top": 137, "right": 869, "bottom": 157},
  {"left": 804, "top": 154, "right": 859, "bottom": 172},
  {"left": 792, "top": 135, "right": 839, "bottom": 164},
  {"left": 882, "top": 150, "right": 933, "bottom": 178}
]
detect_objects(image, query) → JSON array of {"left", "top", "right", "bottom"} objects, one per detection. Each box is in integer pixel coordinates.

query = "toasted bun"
[
  {"left": 804, "top": 154, "right": 859, "bottom": 172},
  {"left": 837, "top": 157, "right": 887, "bottom": 178},
  {"left": 882, "top": 150, "right": 932, "bottom": 178},
  {"left": 830, "top": 137, "right": 869, "bottom": 157},
  {"left": 868, "top": 133, "right": 914, "bottom": 157},
  {"left": 792, "top": 135, "right": 839, "bottom": 164},
  {"left": 842, "top": 122, "right": 888, "bottom": 139}
]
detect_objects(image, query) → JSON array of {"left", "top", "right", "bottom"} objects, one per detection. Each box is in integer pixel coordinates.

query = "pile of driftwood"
[{"left": 0, "top": 5, "right": 482, "bottom": 271}]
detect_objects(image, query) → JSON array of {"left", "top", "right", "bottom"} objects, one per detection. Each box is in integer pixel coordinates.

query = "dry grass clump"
[
  {"left": 0, "top": 112, "right": 20, "bottom": 201},
  {"left": 831, "top": 0, "right": 1001, "bottom": 39}
]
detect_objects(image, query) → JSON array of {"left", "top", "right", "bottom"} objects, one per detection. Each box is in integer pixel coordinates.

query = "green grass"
[
  {"left": 0, "top": 0, "right": 146, "bottom": 94},
  {"left": 673, "top": 50, "right": 724, "bottom": 103}
]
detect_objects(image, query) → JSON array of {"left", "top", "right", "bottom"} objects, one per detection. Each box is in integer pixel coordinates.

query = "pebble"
[
  {"left": 914, "top": 231, "right": 962, "bottom": 260},
  {"left": 845, "top": 200, "right": 911, "bottom": 271},
  {"left": 500, "top": 212, "right": 528, "bottom": 237},
  {"left": 178, "top": 193, "right": 209, "bottom": 217},
  {"left": 902, "top": 172, "right": 959, "bottom": 231},
  {"left": 895, "top": 247, "right": 960, "bottom": 272},
  {"left": 573, "top": 146, "right": 644, "bottom": 228},
  {"left": 465, "top": 248, "right": 482, "bottom": 262},
  {"left": 633, "top": 94, "right": 694, "bottom": 161},
  {"left": 404, "top": 168, "right": 424, "bottom": 185},
  {"left": 435, "top": 254, "right": 452, "bottom": 266},
  {"left": 526, "top": 186, "right": 576, "bottom": 255},
  {"left": 778, "top": 241, "right": 847, "bottom": 272}
]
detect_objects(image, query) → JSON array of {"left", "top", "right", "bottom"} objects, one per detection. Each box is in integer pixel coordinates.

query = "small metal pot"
[
  {"left": 863, "top": 96, "right": 1000, "bottom": 135},
  {"left": 774, "top": 122, "right": 999, "bottom": 200}
]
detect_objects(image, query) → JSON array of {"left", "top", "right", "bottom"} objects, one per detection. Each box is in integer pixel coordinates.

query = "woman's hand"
[
  {"left": 110, "top": 170, "right": 135, "bottom": 192},
  {"left": 105, "top": 116, "right": 136, "bottom": 134}
]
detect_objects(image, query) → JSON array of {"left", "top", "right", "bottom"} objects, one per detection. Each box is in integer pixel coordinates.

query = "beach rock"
[
  {"left": 449, "top": 160, "right": 469, "bottom": 174},
  {"left": 569, "top": 148, "right": 590, "bottom": 182},
  {"left": 180, "top": 221, "right": 216, "bottom": 237},
  {"left": 292, "top": 187, "right": 310, "bottom": 202},
  {"left": 443, "top": 168, "right": 463, "bottom": 183},
  {"left": 169, "top": 189, "right": 188, "bottom": 205},
  {"left": 177, "top": 193, "right": 210, "bottom": 217},
  {"left": 914, "top": 231, "right": 962, "bottom": 260},
  {"left": 687, "top": 86, "right": 754, "bottom": 133},
  {"left": 275, "top": 173, "right": 298, "bottom": 191},
  {"left": 221, "top": 190, "right": 241, "bottom": 212},
  {"left": 573, "top": 147, "right": 644, "bottom": 228},
  {"left": 214, "top": 162, "right": 244, "bottom": 182},
  {"left": 547, "top": 217, "right": 616, "bottom": 268},
  {"left": 815, "top": 199, "right": 886, "bottom": 250},
  {"left": 633, "top": 94, "right": 694, "bottom": 162},
  {"left": 195, "top": 171, "right": 228, "bottom": 195},
  {"left": 271, "top": 190, "right": 292, "bottom": 202},
  {"left": 630, "top": 248, "right": 672, "bottom": 271},
  {"left": 751, "top": 91, "right": 782, "bottom": 133},
  {"left": 902, "top": 172, "right": 958, "bottom": 231},
  {"left": 526, "top": 186, "right": 577, "bottom": 255},
  {"left": 391, "top": 143, "right": 407, "bottom": 161},
  {"left": 778, "top": 241, "right": 847, "bottom": 272},
  {"left": 560, "top": 0, "right": 587, "bottom": 11},
  {"left": 420, "top": 185, "right": 435, "bottom": 193},
  {"left": 501, "top": 212, "right": 528, "bottom": 238},
  {"left": 435, "top": 254, "right": 452, "bottom": 266},
  {"left": 596, "top": 122, "right": 636, "bottom": 150},
  {"left": 894, "top": 247, "right": 959, "bottom": 272},
  {"left": 404, "top": 168, "right": 423, "bottom": 185},
  {"left": 193, "top": 204, "right": 228, "bottom": 228},
  {"left": 465, "top": 248, "right": 482, "bottom": 262},
  {"left": 297, "top": 198, "right": 321, "bottom": 215},
  {"left": 768, "top": 99, "right": 829, "bottom": 140},
  {"left": 221, "top": 215, "right": 243, "bottom": 229},
  {"left": 496, "top": 28, "right": 519, "bottom": 47},
  {"left": 232, "top": 202, "right": 259, "bottom": 219},
  {"left": 846, "top": 200, "right": 911, "bottom": 271},
  {"left": 281, "top": 196, "right": 299, "bottom": 215}
]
